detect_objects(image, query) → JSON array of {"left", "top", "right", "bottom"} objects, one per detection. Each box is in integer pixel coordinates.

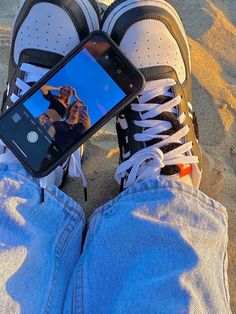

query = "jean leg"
[
  {"left": 0, "top": 163, "right": 85, "bottom": 314},
  {"left": 73, "top": 179, "right": 231, "bottom": 314}
]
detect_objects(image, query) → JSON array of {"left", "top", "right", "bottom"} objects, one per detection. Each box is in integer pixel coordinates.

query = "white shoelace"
[
  {"left": 5, "top": 63, "right": 87, "bottom": 194},
  {"left": 9, "top": 63, "right": 49, "bottom": 103},
  {"left": 115, "top": 78, "right": 198, "bottom": 188}
]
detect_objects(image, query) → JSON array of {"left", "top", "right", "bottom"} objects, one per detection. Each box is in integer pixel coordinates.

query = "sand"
[{"left": 0, "top": 0, "right": 235, "bottom": 311}]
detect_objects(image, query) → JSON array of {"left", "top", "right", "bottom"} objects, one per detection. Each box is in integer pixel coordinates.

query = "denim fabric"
[
  {"left": 69, "top": 179, "right": 231, "bottom": 314},
  {"left": 0, "top": 164, "right": 85, "bottom": 313},
  {"left": 0, "top": 164, "right": 232, "bottom": 313}
]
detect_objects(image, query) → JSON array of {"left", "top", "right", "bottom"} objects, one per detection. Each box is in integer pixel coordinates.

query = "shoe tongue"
[
  {"left": 147, "top": 94, "right": 172, "bottom": 105},
  {"left": 140, "top": 65, "right": 176, "bottom": 109},
  {"left": 122, "top": 103, "right": 146, "bottom": 155},
  {"left": 140, "top": 65, "right": 178, "bottom": 82},
  {"left": 122, "top": 85, "right": 175, "bottom": 158},
  {"left": 122, "top": 66, "right": 182, "bottom": 175},
  {"left": 145, "top": 92, "right": 181, "bottom": 176},
  {"left": 19, "top": 49, "right": 63, "bottom": 69}
]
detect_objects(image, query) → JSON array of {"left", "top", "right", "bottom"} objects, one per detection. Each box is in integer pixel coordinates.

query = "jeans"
[{"left": 0, "top": 163, "right": 232, "bottom": 314}]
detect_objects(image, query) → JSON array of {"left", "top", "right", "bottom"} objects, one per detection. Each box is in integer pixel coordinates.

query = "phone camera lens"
[
  {"left": 104, "top": 54, "right": 109, "bottom": 61},
  {"left": 129, "top": 84, "right": 134, "bottom": 89},
  {"left": 116, "top": 69, "right": 122, "bottom": 74}
]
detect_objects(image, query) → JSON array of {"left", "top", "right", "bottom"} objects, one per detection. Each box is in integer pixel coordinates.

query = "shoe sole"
[{"left": 76, "top": 0, "right": 101, "bottom": 31}]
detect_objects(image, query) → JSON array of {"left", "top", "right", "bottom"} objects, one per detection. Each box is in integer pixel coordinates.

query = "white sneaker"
[{"left": 102, "top": 0, "right": 203, "bottom": 189}]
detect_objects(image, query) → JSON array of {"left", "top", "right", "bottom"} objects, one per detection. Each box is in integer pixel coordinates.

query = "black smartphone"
[{"left": 0, "top": 31, "right": 145, "bottom": 178}]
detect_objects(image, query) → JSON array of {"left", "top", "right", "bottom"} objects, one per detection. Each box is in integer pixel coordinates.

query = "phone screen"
[{"left": 0, "top": 32, "right": 144, "bottom": 176}]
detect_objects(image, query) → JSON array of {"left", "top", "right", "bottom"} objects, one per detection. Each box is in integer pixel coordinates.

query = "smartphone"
[
  {"left": 79, "top": 105, "right": 88, "bottom": 114},
  {"left": 0, "top": 31, "right": 145, "bottom": 178}
]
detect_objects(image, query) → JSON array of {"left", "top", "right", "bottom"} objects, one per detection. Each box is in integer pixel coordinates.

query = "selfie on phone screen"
[
  {"left": 23, "top": 47, "right": 125, "bottom": 154},
  {"left": 1, "top": 47, "right": 127, "bottom": 172},
  {"left": 0, "top": 33, "right": 144, "bottom": 176}
]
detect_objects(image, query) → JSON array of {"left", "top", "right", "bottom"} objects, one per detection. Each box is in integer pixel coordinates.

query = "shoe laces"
[
  {"left": 9, "top": 63, "right": 49, "bottom": 103},
  {"left": 115, "top": 78, "right": 199, "bottom": 189},
  {"left": 5, "top": 63, "right": 87, "bottom": 199}
]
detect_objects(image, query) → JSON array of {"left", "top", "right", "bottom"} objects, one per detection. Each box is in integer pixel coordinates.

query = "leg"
[
  {"left": 0, "top": 162, "right": 85, "bottom": 313},
  {"left": 0, "top": 0, "right": 100, "bottom": 312},
  {"left": 65, "top": 1, "right": 229, "bottom": 313},
  {"left": 77, "top": 179, "right": 231, "bottom": 313}
]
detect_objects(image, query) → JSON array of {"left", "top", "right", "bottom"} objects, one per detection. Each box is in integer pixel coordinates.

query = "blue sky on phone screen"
[{"left": 23, "top": 48, "right": 126, "bottom": 125}]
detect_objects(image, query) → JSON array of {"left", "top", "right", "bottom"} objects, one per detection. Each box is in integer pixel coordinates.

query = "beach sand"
[{"left": 0, "top": 0, "right": 235, "bottom": 311}]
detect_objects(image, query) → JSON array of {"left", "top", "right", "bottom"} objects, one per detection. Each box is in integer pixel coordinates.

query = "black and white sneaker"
[
  {"left": 2, "top": 0, "right": 100, "bottom": 112},
  {"left": 102, "top": 0, "right": 203, "bottom": 189},
  {"left": 0, "top": 0, "right": 100, "bottom": 197}
]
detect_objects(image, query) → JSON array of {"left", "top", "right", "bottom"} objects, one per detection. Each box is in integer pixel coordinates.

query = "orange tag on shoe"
[{"left": 178, "top": 164, "right": 192, "bottom": 177}]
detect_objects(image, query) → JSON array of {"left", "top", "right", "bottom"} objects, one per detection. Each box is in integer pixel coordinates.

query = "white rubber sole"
[
  {"left": 102, "top": 0, "right": 190, "bottom": 55},
  {"left": 77, "top": 0, "right": 100, "bottom": 32}
]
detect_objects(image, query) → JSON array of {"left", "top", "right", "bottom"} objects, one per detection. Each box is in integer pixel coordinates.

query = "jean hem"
[{"left": 90, "top": 178, "right": 227, "bottom": 222}]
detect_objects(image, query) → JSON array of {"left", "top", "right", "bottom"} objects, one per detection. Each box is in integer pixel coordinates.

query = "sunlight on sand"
[
  {"left": 189, "top": 37, "right": 235, "bottom": 131},
  {"left": 0, "top": 247, "right": 26, "bottom": 313}
]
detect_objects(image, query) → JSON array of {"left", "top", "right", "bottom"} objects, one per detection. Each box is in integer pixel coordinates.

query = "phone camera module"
[
  {"left": 129, "top": 84, "right": 134, "bottom": 89},
  {"left": 104, "top": 54, "right": 109, "bottom": 61},
  {"left": 116, "top": 69, "right": 122, "bottom": 75}
]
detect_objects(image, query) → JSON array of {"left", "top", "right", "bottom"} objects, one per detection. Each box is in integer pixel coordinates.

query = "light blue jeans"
[{"left": 0, "top": 163, "right": 232, "bottom": 313}]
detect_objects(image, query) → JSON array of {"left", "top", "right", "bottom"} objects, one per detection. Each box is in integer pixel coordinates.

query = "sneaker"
[
  {"left": 2, "top": 0, "right": 100, "bottom": 111},
  {"left": 102, "top": 0, "right": 203, "bottom": 189},
  {"left": 0, "top": 0, "right": 100, "bottom": 197}
]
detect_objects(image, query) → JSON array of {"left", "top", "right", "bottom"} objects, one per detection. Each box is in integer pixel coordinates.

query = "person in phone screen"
[
  {"left": 39, "top": 85, "right": 74, "bottom": 129},
  {"left": 48, "top": 99, "right": 91, "bottom": 151}
]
